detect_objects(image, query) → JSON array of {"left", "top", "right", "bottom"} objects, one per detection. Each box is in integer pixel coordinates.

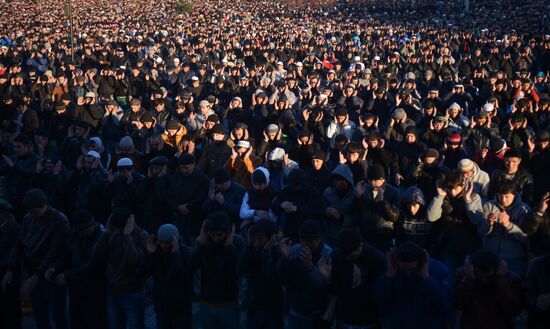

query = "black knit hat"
[
  {"left": 299, "top": 220, "right": 322, "bottom": 240},
  {"left": 368, "top": 164, "right": 386, "bottom": 180}
]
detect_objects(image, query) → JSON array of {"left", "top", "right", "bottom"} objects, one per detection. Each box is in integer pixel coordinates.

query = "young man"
[
  {"left": 278, "top": 220, "right": 332, "bottom": 329},
  {"left": 373, "top": 242, "right": 453, "bottom": 329},
  {"left": 323, "top": 229, "right": 386, "bottom": 328},
  {"left": 91, "top": 207, "right": 149, "bottom": 329},
  {"left": 4, "top": 189, "right": 69, "bottom": 329},
  {"left": 454, "top": 250, "right": 524, "bottom": 329},
  {"left": 427, "top": 170, "right": 483, "bottom": 276},
  {"left": 238, "top": 219, "right": 283, "bottom": 329},
  {"left": 191, "top": 211, "right": 245, "bottom": 329},
  {"left": 140, "top": 224, "right": 193, "bottom": 329},
  {"left": 56, "top": 210, "right": 106, "bottom": 329},
  {"left": 480, "top": 183, "right": 531, "bottom": 277}
]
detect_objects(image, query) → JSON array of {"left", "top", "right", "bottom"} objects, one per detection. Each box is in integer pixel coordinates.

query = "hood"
[
  {"left": 331, "top": 164, "right": 354, "bottom": 186},
  {"left": 403, "top": 186, "right": 426, "bottom": 206},
  {"left": 253, "top": 166, "right": 270, "bottom": 186}
]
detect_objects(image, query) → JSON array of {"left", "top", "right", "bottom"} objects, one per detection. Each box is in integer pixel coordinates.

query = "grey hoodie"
[
  {"left": 322, "top": 165, "right": 355, "bottom": 246},
  {"left": 480, "top": 195, "right": 530, "bottom": 265},
  {"left": 466, "top": 162, "right": 490, "bottom": 200}
]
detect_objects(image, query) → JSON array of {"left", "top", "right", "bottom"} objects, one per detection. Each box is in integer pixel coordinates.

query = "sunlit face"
[
  {"left": 449, "top": 184, "right": 464, "bottom": 197},
  {"left": 312, "top": 159, "right": 324, "bottom": 171},
  {"left": 347, "top": 152, "right": 360, "bottom": 163},
  {"left": 401, "top": 131, "right": 416, "bottom": 143},
  {"left": 408, "top": 202, "right": 421, "bottom": 216},
  {"left": 504, "top": 156, "right": 521, "bottom": 173},
  {"left": 371, "top": 178, "right": 385, "bottom": 188},
  {"left": 497, "top": 192, "right": 515, "bottom": 208}
]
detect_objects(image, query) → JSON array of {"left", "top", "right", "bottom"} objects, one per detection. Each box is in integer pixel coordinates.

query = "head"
[
  {"left": 395, "top": 242, "right": 426, "bottom": 277},
  {"left": 299, "top": 220, "right": 323, "bottom": 252},
  {"left": 178, "top": 154, "right": 196, "bottom": 176},
  {"left": 12, "top": 134, "right": 30, "bottom": 157},
  {"left": 214, "top": 169, "right": 231, "bottom": 192},
  {"left": 469, "top": 250, "right": 501, "bottom": 285},
  {"left": 72, "top": 209, "right": 97, "bottom": 238},
  {"left": 157, "top": 224, "right": 179, "bottom": 253},
  {"left": 23, "top": 189, "right": 48, "bottom": 218},
  {"left": 109, "top": 207, "right": 133, "bottom": 234},
  {"left": 248, "top": 219, "right": 277, "bottom": 249},
  {"left": 251, "top": 168, "right": 269, "bottom": 191},
  {"left": 444, "top": 170, "right": 465, "bottom": 197},
  {"left": 458, "top": 159, "right": 475, "bottom": 179},
  {"left": 368, "top": 164, "right": 386, "bottom": 188},
  {"left": 497, "top": 183, "right": 517, "bottom": 208},
  {"left": 503, "top": 150, "right": 522, "bottom": 174},
  {"left": 337, "top": 229, "right": 363, "bottom": 261},
  {"left": 205, "top": 212, "right": 231, "bottom": 245}
]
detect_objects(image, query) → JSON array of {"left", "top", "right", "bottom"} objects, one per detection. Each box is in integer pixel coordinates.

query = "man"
[
  {"left": 202, "top": 168, "right": 246, "bottom": 226},
  {"left": 454, "top": 250, "right": 524, "bottom": 329},
  {"left": 197, "top": 123, "right": 232, "bottom": 178},
  {"left": 106, "top": 158, "right": 144, "bottom": 215},
  {"left": 524, "top": 193, "right": 550, "bottom": 257},
  {"left": 427, "top": 170, "right": 483, "bottom": 276},
  {"left": 323, "top": 229, "right": 386, "bottom": 328},
  {"left": 272, "top": 169, "right": 322, "bottom": 241},
  {"left": 373, "top": 242, "right": 452, "bottom": 329},
  {"left": 348, "top": 164, "right": 401, "bottom": 252},
  {"left": 322, "top": 164, "right": 355, "bottom": 247},
  {"left": 0, "top": 134, "right": 38, "bottom": 214},
  {"left": 489, "top": 149, "right": 535, "bottom": 206},
  {"left": 3, "top": 189, "right": 69, "bottom": 329},
  {"left": 191, "top": 211, "right": 245, "bottom": 329},
  {"left": 139, "top": 224, "right": 193, "bottom": 329},
  {"left": 134, "top": 156, "right": 172, "bottom": 234},
  {"left": 167, "top": 154, "right": 209, "bottom": 243},
  {"left": 480, "top": 183, "right": 531, "bottom": 277},
  {"left": 55, "top": 210, "right": 106, "bottom": 329},
  {"left": 66, "top": 150, "right": 109, "bottom": 223},
  {"left": 305, "top": 148, "right": 330, "bottom": 193},
  {"left": 0, "top": 199, "right": 21, "bottom": 329},
  {"left": 238, "top": 219, "right": 284, "bottom": 329},
  {"left": 91, "top": 207, "right": 149, "bottom": 329},
  {"left": 458, "top": 158, "right": 490, "bottom": 200},
  {"left": 410, "top": 148, "right": 449, "bottom": 204},
  {"left": 278, "top": 220, "right": 332, "bottom": 329}
]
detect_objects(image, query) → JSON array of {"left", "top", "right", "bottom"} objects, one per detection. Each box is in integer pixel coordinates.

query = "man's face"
[
  {"left": 150, "top": 164, "right": 164, "bottom": 176},
  {"left": 27, "top": 205, "right": 48, "bottom": 218},
  {"left": 83, "top": 155, "right": 96, "bottom": 170},
  {"left": 131, "top": 104, "right": 140, "bottom": 112},
  {"left": 208, "top": 230, "right": 227, "bottom": 244},
  {"left": 312, "top": 159, "right": 324, "bottom": 171},
  {"left": 406, "top": 133, "right": 416, "bottom": 144},
  {"left": 367, "top": 139, "right": 379, "bottom": 148},
  {"left": 504, "top": 156, "right": 521, "bottom": 173},
  {"left": 301, "top": 238, "right": 321, "bottom": 252},
  {"left": 423, "top": 156, "right": 437, "bottom": 166},
  {"left": 347, "top": 152, "right": 360, "bottom": 163},
  {"left": 537, "top": 141, "right": 549, "bottom": 150},
  {"left": 371, "top": 179, "right": 385, "bottom": 188},
  {"left": 251, "top": 233, "right": 269, "bottom": 249},
  {"left": 408, "top": 202, "right": 421, "bottom": 216},
  {"left": 433, "top": 121, "right": 444, "bottom": 130},
  {"left": 397, "top": 260, "right": 420, "bottom": 277},
  {"left": 462, "top": 169, "right": 474, "bottom": 179},
  {"left": 217, "top": 181, "right": 231, "bottom": 192},
  {"left": 167, "top": 129, "right": 178, "bottom": 136},
  {"left": 498, "top": 192, "right": 516, "bottom": 208},
  {"left": 13, "top": 142, "right": 28, "bottom": 156},
  {"left": 179, "top": 163, "right": 195, "bottom": 176},
  {"left": 159, "top": 241, "right": 173, "bottom": 253},
  {"left": 212, "top": 133, "right": 225, "bottom": 142},
  {"left": 333, "top": 176, "right": 348, "bottom": 193},
  {"left": 449, "top": 184, "right": 464, "bottom": 197}
]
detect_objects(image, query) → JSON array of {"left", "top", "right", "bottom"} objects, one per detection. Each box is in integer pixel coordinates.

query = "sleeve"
[
  {"left": 36, "top": 219, "right": 70, "bottom": 278},
  {"left": 427, "top": 195, "right": 445, "bottom": 222},
  {"left": 465, "top": 193, "right": 484, "bottom": 226}
]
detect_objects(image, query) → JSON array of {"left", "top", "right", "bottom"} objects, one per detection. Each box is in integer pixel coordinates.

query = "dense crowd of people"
[{"left": 0, "top": 0, "right": 549, "bottom": 328}]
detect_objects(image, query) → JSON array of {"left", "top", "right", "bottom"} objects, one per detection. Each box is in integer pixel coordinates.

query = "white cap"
[
  {"left": 117, "top": 157, "right": 134, "bottom": 168},
  {"left": 191, "top": 76, "right": 199, "bottom": 81},
  {"left": 295, "top": 62, "right": 303, "bottom": 67},
  {"left": 236, "top": 140, "right": 251, "bottom": 149},
  {"left": 373, "top": 55, "right": 381, "bottom": 61},
  {"left": 86, "top": 151, "right": 100, "bottom": 159},
  {"left": 482, "top": 103, "right": 494, "bottom": 112},
  {"left": 268, "top": 148, "right": 286, "bottom": 161}
]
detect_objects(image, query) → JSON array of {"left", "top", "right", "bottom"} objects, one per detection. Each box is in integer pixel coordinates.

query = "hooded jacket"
[
  {"left": 480, "top": 196, "right": 530, "bottom": 264},
  {"left": 322, "top": 165, "right": 355, "bottom": 247},
  {"left": 465, "top": 162, "right": 491, "bottom": 200},
  {"left": 239, "top": 167, "right": 277, "bottom": 223}
]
